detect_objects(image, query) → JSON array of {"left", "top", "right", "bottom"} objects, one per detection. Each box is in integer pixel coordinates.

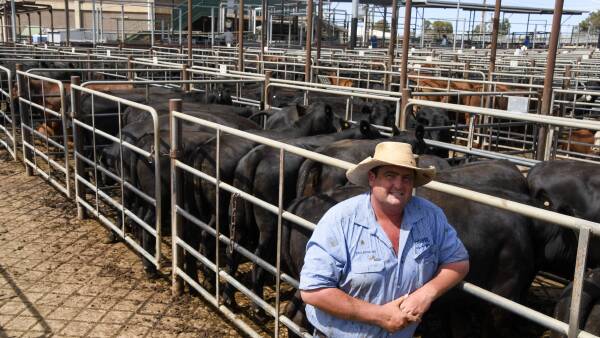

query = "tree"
[
  {"left": 431, "top": 21, "right": 453, "bottom": 37},
  {"left": 471, "top": 19, "right": 509, "bottom": 35},
  {"left": 579, "top": 10, "right": 600, "bottom": 32},
  {"left": 499, "top": 18, "right": 510, "bottom": 35},
  {"left": 373, "top": 19, "right": 389, "bottom": 32}
]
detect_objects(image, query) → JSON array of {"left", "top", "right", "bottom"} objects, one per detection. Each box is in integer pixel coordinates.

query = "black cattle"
[
  {"left": 281, "top": 185, "right": 367, "bottom": 334},
  {"left": 407, "top": 107, "right": 452, "bottom": 158},
  {"left": 527, "top": 160, "right": 600, "bottom": 279},
  {"left": 99, "top": 106, "right": 259, "bottom": 278},
  {"left": 417, "top": 154, "right": 451, "bottom": 171},
  {"left": 248, "top": 104, "right": 310, "bottom": 130},
  {"left": 181, "top": 102, "right": 340, "bottom": 298},
  {"left": 284, "top": 161, "right": 537, "bottom": 338},
  {"left": 551, "top": 268, "right": 600, "bottom": 338},
  {"left": 228, "top": 121, "right": 382, "bottom": 316},
  {"left": 295, "top": 125, "right": 426, "bottom": 198}
]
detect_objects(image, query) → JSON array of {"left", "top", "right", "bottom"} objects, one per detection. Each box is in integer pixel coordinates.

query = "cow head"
[
  {"left": 358, "top": 120, "right": 382, "bottom": 139},
  {"left": 592, "top": 131, "right": 600, "bottom": 154}
]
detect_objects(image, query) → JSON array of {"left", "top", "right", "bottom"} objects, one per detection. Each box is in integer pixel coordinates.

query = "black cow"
[
  {"left": 407, "top": 107, "right": 452, "bottom": 158},
  {"left": 228, "top": 121, "right": 382, "bottom": 316},
  {"left": 181, "top": 102, "right": 340, "bottom": 297},
  {"left": 99, "top": 106, "right": 259, "bottom": 278},
  {"left": 284, "top": 161, "right": 537, "bottom": 338},
  {"left": 295, "top": 126, "right": 426, "bottom": 198},
  {"left": 527, "top": 160, "right": 600, "bottom": 279},
  {"left": 551, "top": 268, "right": 600, "bottom": 338}
]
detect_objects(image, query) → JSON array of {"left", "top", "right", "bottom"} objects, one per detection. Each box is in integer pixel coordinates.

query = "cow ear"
[
  {"left": 415, "top": 125, "right": 425, "bottom": 141},
  {"left": 360, "top": 120, "right": 369, "bottom": 132},
  {"left": 392, "top": 124, "right": 401, "bottom": 136},
  {"left": 325, "top": 105, "right": 333, "bottom": 119},
  {"left": 361, "top": 104, "right": 372, "bottom": 115},
  {"left": 296, "top": 103, "right": 307, "bottom": 116}
]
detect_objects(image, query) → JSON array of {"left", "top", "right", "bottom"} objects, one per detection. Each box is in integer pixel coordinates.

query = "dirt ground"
[{"left": 0, "top": 149, "right": 243, "bottom": 338}]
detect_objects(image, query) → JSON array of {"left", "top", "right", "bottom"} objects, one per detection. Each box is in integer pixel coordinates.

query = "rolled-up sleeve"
[
  {"left": 435, "top": 210, "right": 469, "bottom": 265},
  {"left": 299, "top": 210, "right": 348, "bottom": 290}
]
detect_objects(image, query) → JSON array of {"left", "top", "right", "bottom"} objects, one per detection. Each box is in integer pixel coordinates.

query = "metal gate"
[
  {"left": 170, "top": 94, "right": 600, "bottom": 338},
  {"left": 70, "top": 83, "right": 163, "bottom": 269},
  {"left": 0, "top": 65, "right": 16, "bottom": 159},
  {"left": 16, "top": 70, "right": 71, "bottom": 196}
]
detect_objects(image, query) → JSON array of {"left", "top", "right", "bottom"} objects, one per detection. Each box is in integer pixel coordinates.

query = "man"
[
  {"left": 300, "top": 142, "right": 469, "bottom": 337},
  {"left": 441, "top": 34, "right": 448, "bottom": 47},
  {"left": 224, "top": 29, "right": 234, "bottom": 46}
]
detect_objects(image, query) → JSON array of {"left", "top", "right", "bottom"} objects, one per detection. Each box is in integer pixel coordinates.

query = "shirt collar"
[{"left": 355, "top": 192, "right": 424, "bottom": 233}]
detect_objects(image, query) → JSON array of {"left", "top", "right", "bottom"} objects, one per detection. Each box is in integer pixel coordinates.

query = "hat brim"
[{"left": 346, "top": 157, "right": 436, "bottom": 187}]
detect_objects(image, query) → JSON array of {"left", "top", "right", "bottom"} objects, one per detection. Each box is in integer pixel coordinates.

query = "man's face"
[{"left": 368, "top": 165, "right": 415, "bottom": 210}]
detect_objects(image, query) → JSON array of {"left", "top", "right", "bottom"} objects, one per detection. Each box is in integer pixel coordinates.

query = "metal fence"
[
  {"left": 16, "top": 69, "right": 71, "bottom": 197},
  {"left": 70, "top": 82, "right": 163, "bottom": 269},
  {"left": 169, "top": 102, "right": 600, "bottom": 338},
  {"left": 0, "top": 65, "right": 16, "bottom": 160}
]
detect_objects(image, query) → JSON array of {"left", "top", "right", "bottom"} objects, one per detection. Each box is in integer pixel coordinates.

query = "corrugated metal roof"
[{"left": 333, "top": 0, "right": 586, "bottom": 15}]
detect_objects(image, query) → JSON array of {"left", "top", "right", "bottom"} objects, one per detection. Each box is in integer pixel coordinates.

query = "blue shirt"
[{"left": 299, "top": 193, "right": 469, "bottom": 338}]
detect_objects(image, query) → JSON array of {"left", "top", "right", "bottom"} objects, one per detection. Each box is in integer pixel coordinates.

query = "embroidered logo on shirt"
[{"left": 414, "top": 238, "right": 431, "bottom": 252}]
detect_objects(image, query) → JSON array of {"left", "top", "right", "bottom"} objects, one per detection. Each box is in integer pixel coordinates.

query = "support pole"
[
  {"left": 260, "top": 0, "right": 266, "bottom": 63},
  {"left": 50, "top": 8, "right": 54, "bottom": 44},
  {"left": 536, "top": 0, "right": 564, "bottom": 160},
  {"left": 305, "top": 0, "right": 313, "bottom": 82},
  {"left": 385, "top": 0, "right": 398, "bottom": 90},
  {"left": 92, "top": 0, "right": 97, "bottom": 47},
  {"left": 211, "top": 7, "right": 215, "bottom": 48},
  {"left": 316, "top": 0, "right": 323, "bottom": 69},
  {"left": 349, "top": 0, "right": 358, "bottom": 49},
  {"left": 71, "top": 76, "right": 87, "bottom": 219},
  {"left": 486, "top": 0, "right": 501, "bottom": 109},
  {"left": 37, "top": 12, "right": 42, "bottom": 44},
  {"left": 187, "top": 0, "right": 192, "bottom": 66},
  {"left": 10, "top": 0, "right": 16, "bottom": 43},
  {"left": 27, "top": 13, "right": 32, "bottom": 44},
  {"left": 238, "top": 0, "right": 244, "bottom": 72},
  {"left": 2, "top": 3, "right": 8, "bottom": 43},
  {"left": 382, "top": 6, "right": 387, "bottom": 46},
  {"left": 169, "top": 98, "right": 184, "bottom": 297},
  {"left": 399, "top": 0, "right": 412, "bottom": 130},
  {"left": 480, "top": 0, "right": 486, "bottom": 48},
  {"left": 453, "top": 0, "right": 460, "bottom": 50},
  {"left": 121, "top": 4, "right": 125, "bottom": 43}
]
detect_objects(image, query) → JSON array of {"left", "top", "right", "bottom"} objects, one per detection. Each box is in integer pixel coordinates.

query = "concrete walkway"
[{"left": 0, "top": 152, "right": 240, "bottom": 338}]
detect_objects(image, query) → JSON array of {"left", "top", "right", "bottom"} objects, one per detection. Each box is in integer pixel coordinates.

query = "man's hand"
[
  {"left": 399, "top": 287, "right": 435, "bottom": 319},
  {"left": 377, "top": 295, "right": 421, "bottom": 332}
]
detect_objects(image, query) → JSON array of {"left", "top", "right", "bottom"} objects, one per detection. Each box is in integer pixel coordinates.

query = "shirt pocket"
[
  {"left": 413, "top": 246, "right": 438, "bottom": 287},
  {"left": 349, "top": 260, "right": 385, "bottom": 291}
]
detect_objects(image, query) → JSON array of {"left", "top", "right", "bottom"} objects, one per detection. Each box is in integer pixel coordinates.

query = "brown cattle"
[
  {"left": 326, "top": 71, "right": 353, "bottom": 87},
  {"left": 559, "top": 129, "right": 600, "bottom": 155}
]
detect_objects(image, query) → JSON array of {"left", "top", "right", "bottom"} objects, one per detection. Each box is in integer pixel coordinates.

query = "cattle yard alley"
[{"left": 0, "top": 149, "right": 241, "bottom": 338}]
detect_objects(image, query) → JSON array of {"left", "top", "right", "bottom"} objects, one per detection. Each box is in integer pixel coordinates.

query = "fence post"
[
  {"left": 567, "top": 227, "right": 590, "bottom": 338},
  {"left": 16, "top": 64, "right": 32, "bottom": 176},
  {"left": 127, "top": 56, "right": 133, "bottom": 81},
  {"left": 181, "top": 64, "right": 189, "bottom": 92},
  {"left": 169, "top": 98, "right": 184, "bottom": 297},
  {"left": 262, "top": 71, "right": 272, "bottom": 110},
  {"left": 70, "top": 76, "right": 87, "bottom": 220}
]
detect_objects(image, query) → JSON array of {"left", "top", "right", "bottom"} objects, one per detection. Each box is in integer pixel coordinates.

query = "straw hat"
[{"left": 346, "top": 142, "right": 436, "bottom": 187}]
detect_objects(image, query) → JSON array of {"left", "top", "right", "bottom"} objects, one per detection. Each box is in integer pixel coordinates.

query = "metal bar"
[
  {"left": 536, "top": 0, "right": 564, "bottom": 160},
  {"left": 568, "top": 227, "right": 591, "bottom": 338},
  {"left": 305, "top": 0, "right": 313, "bottom": 82}
]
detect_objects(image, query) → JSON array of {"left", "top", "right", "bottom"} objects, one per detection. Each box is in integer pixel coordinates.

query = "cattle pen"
[{"left": 1, "top": 0, "right": 600, "bottom": 337}]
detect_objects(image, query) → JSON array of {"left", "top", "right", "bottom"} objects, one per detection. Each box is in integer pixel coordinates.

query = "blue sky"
[{"left": 332, "top": 0, "right": 598, "bottom": 33}]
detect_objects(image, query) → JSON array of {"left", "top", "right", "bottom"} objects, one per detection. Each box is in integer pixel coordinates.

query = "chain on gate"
[{"left": 229, "top": 193, "right": 240, "bottom": 255}]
